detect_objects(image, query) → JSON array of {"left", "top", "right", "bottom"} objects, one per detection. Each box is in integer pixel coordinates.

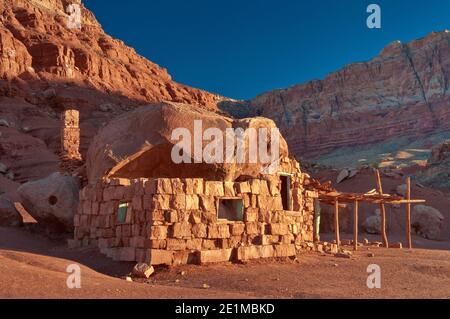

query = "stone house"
[{"left": 71, "top": 102, "right": 318, "bottom": 266}]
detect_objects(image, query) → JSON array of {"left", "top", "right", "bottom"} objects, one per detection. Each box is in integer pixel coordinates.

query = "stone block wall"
[{"left": 73, "top": 162, "right": 317, "bottom": 266}]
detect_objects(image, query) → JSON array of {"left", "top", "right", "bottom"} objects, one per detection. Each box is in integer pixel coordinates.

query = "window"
[
  {"left": 218, "top": 198, "right": 244, "bottom": 221},
  {"left": 280, "top": 174, "right": 292, "bottom": 211},
  {"left": 117, "top": 202, "right": 130, "bottom": 223}
]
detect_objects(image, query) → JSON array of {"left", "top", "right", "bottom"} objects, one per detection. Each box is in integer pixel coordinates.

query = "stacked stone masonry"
[{"left": 73, "top": 161, "right": 317, "bottom": 266}]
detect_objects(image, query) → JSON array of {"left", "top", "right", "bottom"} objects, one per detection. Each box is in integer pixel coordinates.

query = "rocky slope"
[
  {"left": 0, "top": 0, "right": 223, "bottom": 186},
  {"left": 222, "top": 31, "right": 450, "bottom": 161}
]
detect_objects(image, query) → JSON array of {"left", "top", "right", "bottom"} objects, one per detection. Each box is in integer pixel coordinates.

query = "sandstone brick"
[
  {"left": 149, "top": 239, "right": 167, "bottom": 249},
  {"left": 199, "top": 248, "right": 233, "bottom": 264},
  {"left": 228, "top": 235, "right": 243, "bottom": 248},
  {"left": 153, "top": 195, "right": 170, "bottom": 210},
  {"left": 171, "top": 222, "right": 191, "bottom": 239},
  {"left": 261, "top": 235, "right": 280, "bottom": 245},
  {"left": 223, "top": 182, "right": 235, "bottom": 197},
  {"left": 250, "top": 179, "right": 261, "bottom": 194},
  {"left": 185, "top": 194, "right": 199, "bottom": 210},
  {"left": 130, "top": 236, "right": 146, "bottom": 248},
  {"left": 171, "top": 178, "right": 184, "bottom": 194},
  {"left": 202, "top": 239, "right": 219, "bottom": 250},
  {"left": 192, "top": 179, "right": 204, "bottom": 195},
  {"left": 159, "top": 178, "right": 174, "bottom": 194},
  {"left": 201, "top": 211, "right": 217, "bottom": 224},
  {"left": 142, "top": 194, "right": 153, "bottom": 210},
  {"left": 132, "top": 195, "right": 143, "bottom": 210},
  {"left": 144, "top": 179, "right": 157, "bottom": 194},
  {"left": 165, "top": 210, "right": 178, "bottom": 223},
  {"left": 199, "top": 196, "right": 216, "bottom": 211},
  {"left": 236, "top": 181, "right": 251, "bottom": 194},
  {"left": 259, "top": 180, "right": 270, "bottom": 195},
  {"left": 260, "top": 245, "right": 275, "bottom": 258},
  {"left": 205, "top": 181, "right": 224, "bottom": 197},
  {"left": 177, "top": 210, "right": 190, "bottom": 222},
  {"left": 244, "top": 208, "right": 258, "bottom": 222},
  {"left": 170, "top": 194, "right": 186, "bottom": 210},
  {"left": 268, "top": 180, "right": 280, "bottom": 196},
  {"left": 166, "top": 239, "right": 186, "bottom": 251},
  {"left": 186, "top": 238, "right": 203, "bottom": 250},
  {"left": 192, "top": 224, "right": 208, "bottom": 238},
  {"left": 146, "top": 249, "right": 173, "bottom": 265},
  {"left": 183, "top": 178, "right": 194, "bottom": 194},
  {"left": 237, "top": 246, "right": 261, "bottom": 260},
  {"left": 149, "top": 226, "right": 168, "bottom": 239},
  {"left": 110, "top": 178, "right": 131, "bottom": 186},
  {"left": 245, "top": 222, "right": 259, "bottom": 235},
  {"left": 269, "top": 223, "right": 289, "bottom": 235},
  {"left": 150, "top": 210, "right": 165, "bottom": 222},
  {"left": 230, "top": 223, "right": 245, "bottom": 236},
  {"left": 186, "top": 211, "right": 199, "bottom": 224},
  {"left": 208, "top": 223, "right": 230, "bottom": 239},
  {"left": 173, "top": 251, "right": 198, "bottom": 266},
  {"left": 273, "top": 244, "right": 296, "bottom": 257}
]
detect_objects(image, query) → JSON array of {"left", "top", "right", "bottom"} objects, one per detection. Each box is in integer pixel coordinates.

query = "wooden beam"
[
  {"left": 334, "top": 200, "right": 340, "bottom": 248},
  {"left": 406, "top": 177, "right": 412, "bottom": 249},
  {"left": 353, "top": 200, "right": 359, "bottom": 251},
  {"left": 375, "top": 169, "right": 389, "bottom": 248}
]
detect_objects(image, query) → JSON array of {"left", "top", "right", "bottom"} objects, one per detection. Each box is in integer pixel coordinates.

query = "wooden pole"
[
  {"left": 353, "top": 200, "right": 359, "bottom": 251},
  {"left": 406, "top": 177, "right": 412, "bottom": 249},
  {"left": 375, "top": 169, "right": 389, "bottom": 248},
  {"left": 334, "top": 200, "right": 340, "bottom": 248}
]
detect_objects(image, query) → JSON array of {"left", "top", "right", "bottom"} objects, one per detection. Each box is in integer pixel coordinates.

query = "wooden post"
[
  {"left": 375, "top": 169, "right": 389, "bottom": 248},
  {"left": 353, "top": 200, "right": 359, "bottom": 251},
  {"left": 406, "top": 177, "right": 412, "bottom": 249},
  {"left": 334, "top": 200, "right": 340, "bottom": 248}
]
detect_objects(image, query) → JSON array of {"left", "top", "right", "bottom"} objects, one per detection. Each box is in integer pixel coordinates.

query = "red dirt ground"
[{"left": 1, "top": 227, "right": 450, "bottom": 299}]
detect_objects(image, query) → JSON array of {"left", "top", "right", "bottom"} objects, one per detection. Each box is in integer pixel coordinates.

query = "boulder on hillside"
[
  {"left": 0, "top": 195, "right": 22, "bottom": 227},
  {"left": 17, "top": 172, "right": 80, "bottom": 232},
  {"left": 412, "top": 205, "right": 444, "bottom": 240},
  {"left": 362, "top": 210, "right": 382, "bottom": 234}
]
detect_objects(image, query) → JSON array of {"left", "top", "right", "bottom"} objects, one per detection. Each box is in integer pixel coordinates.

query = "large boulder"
[
  {"left": 362, "top": 210, "right": 381, "bottom": 234},
  {"left": 86, "top": 102, "right": 289, "bottom": 183},
  {"left": 412, "top": 205, "right": 444, "bottom": 240},
  {"left": 17, "top": 173, "right": 80, "bottom": 231},
  {"left": 0, "top": 195, "right": 22, "bottom": 227}
]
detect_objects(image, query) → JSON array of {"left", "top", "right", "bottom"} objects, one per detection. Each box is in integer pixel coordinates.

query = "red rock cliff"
[
  {"left": 224, "top": 31, "right": 450, "bottom": 160},
  {"left": 0, "top": 0, "right": 223, "bottom": 184}
]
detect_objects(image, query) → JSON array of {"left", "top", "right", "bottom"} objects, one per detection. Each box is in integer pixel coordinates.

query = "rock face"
[
  {"left": 86, "top": 101, "right": 288, "bottom": 184},
  {"left": 17, "top": 172, "right": 80, "bottom": 231},
  {"left": 412, "top": 205, "right": 444, "bottom": 240},
  {"left": 223, "top": 31, "right": 450, "bottom": 160},
  {"left": 0, "top": 0, "right": 223, "bottom": 183}
]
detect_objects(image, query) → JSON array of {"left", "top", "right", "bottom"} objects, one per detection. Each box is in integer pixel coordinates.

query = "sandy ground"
[{"left": 1, "top": 227, "right": 450, "bottom": 299}]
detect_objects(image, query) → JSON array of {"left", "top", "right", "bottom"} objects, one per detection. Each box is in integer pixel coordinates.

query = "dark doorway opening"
[{"left": 280, "top": 174, "right": 292, "bottom": 211}]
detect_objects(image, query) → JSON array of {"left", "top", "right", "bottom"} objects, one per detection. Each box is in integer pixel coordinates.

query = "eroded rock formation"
[
  {"left": 0, "top": 0, "right": 223, "bottom": 184},
  {"left": 223, "top": 31, "right": 450, "bottom": 160}
]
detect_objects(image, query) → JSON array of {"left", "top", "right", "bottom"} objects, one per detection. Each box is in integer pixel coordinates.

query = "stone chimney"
[{"left": 61, "top": 109, "right": 82, "bottom": 161}]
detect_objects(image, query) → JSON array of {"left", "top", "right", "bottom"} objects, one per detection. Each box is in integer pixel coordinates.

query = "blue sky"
[{"left": 83, "top": 0, "right": 450, "bottom": 100}]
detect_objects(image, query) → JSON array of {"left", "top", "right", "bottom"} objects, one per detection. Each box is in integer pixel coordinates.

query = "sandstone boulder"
[
  {"left": 412, "top": 205, "right": 444, "bottom": 240},
  {"left": 362, "top": 211, "right": 381, "bottom": 234},
  {"left": 0, "top": 195, "right": 22, "bottom": 227},
  {"left": 86, "top": 102, "right": 288, "bottom": 183},
  {"left": 396, "top": 184, "right": 407, "bottom": 197},
  {"left": 17, "top": 172, "right": 80, "bottom": 231}
]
